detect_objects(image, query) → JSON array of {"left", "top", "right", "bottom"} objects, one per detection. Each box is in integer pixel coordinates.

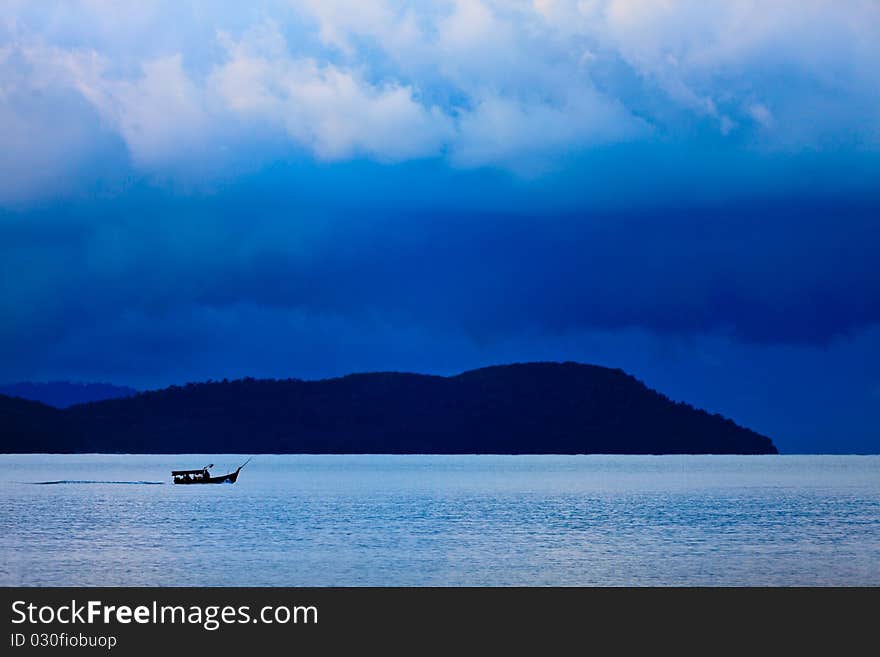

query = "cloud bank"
[{"left": 2, "top": 1, "right": 879, "bottom": 200}]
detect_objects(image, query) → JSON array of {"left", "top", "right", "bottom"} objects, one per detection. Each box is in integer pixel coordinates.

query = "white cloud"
[
  {"left": 1, "top": 38, "right": 215, "bottom": 173},
  {"left": 0, "top": 0, "right": 878, "bottom": 202},
  {"left": 453, "top": 90, "right": 645, "bottom": 170},
  {"left": 0, "top": 40, "right": 111, "bottom": 203},
  {"left": 211, "top": 26, "right": 454, "bottom": 161},
  {"left": 748, "top": 103, "right": 774, "bottom": 130},
  {"left": 578, "top": 0, "right": 880, "bottom": 138},
  {"left": 296, "top": 0, "right": 419, "bottom": 54},
  {"left": 66, "top": 53, "right": 210, "bottom": 167}
]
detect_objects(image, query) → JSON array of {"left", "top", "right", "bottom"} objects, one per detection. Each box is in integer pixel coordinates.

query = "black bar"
[{"left": 2, "top": 588, "right": 876, "bottom": 653}]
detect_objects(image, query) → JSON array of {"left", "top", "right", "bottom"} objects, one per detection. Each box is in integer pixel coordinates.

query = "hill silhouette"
[
  {"left": 0, "top": 381, "right": 137, "bottom": 408},
  {"left": 0, "top": 362, "right": 777, "bottom": 454},
  {"left": 0, "top": 394, "right": 67, "bottom": 452}
]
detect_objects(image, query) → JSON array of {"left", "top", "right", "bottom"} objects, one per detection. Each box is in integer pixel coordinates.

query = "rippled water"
[{"left": 1, "top": 454, "right": 878, "bottom": 586}]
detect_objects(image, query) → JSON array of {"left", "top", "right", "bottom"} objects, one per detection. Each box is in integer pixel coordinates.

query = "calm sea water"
[{"left": 1, "top": 454, "right": 878, "bottom": 586}]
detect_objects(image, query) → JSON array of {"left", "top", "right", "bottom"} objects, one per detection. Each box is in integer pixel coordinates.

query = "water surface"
[{"left": 1, "top": 454, "right": 878, "bottom": 585}]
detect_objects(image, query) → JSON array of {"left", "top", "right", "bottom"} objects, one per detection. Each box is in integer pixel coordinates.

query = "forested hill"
[
  {"left": 0, "top": 362, "right": 777, "bottom": 454},
  {"left": 0, "top": 381, "right": 137, "bottom": 408}
]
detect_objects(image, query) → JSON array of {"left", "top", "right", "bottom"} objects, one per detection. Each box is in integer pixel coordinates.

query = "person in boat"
[{"left": 201, "top": 467, "right": 210, "bottom": 480}]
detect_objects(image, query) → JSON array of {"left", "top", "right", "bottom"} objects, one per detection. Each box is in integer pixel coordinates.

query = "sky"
[{"left": 1, "top": 1, "right": 878, "bottom": 453}]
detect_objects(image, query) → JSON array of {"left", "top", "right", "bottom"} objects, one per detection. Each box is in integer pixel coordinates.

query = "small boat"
[{"left": 172, "top": 458, "right": 251, "bottom": 485}]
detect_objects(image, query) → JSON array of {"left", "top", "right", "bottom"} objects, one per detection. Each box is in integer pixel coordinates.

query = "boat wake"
[{"left": 31, "top": 480, "right": 165, "bottom": 485}]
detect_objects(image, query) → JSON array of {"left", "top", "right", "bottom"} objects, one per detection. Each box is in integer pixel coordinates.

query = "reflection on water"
[{"left": 1, "top": 454, "right": 879, "bottom": 586}]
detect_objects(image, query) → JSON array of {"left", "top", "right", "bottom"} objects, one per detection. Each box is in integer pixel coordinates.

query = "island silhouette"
[
  {"left": 0, "top": 381, "right": 137, "bottom": 408},
  {"left": 0, "top": 362, "right": 777, "bottom": 454}
]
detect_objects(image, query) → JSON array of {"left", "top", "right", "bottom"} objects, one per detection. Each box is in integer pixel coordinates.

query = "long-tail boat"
[{"left": 171, "top": 458, "right": 251, "bottom": 484}]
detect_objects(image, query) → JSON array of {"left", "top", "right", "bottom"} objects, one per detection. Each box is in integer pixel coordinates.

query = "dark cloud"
[{"left": 5, "top": 173, "right": 876, "bottom": 354}]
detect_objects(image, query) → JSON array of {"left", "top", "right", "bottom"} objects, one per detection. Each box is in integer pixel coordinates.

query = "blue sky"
[{"left": 1, "top": 1, "right": 879, "bottom": 452}]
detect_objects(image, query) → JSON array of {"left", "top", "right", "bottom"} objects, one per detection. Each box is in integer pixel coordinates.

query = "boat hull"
[{"left": 173, "top": 469, "right": 240, "bottom": 484}]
